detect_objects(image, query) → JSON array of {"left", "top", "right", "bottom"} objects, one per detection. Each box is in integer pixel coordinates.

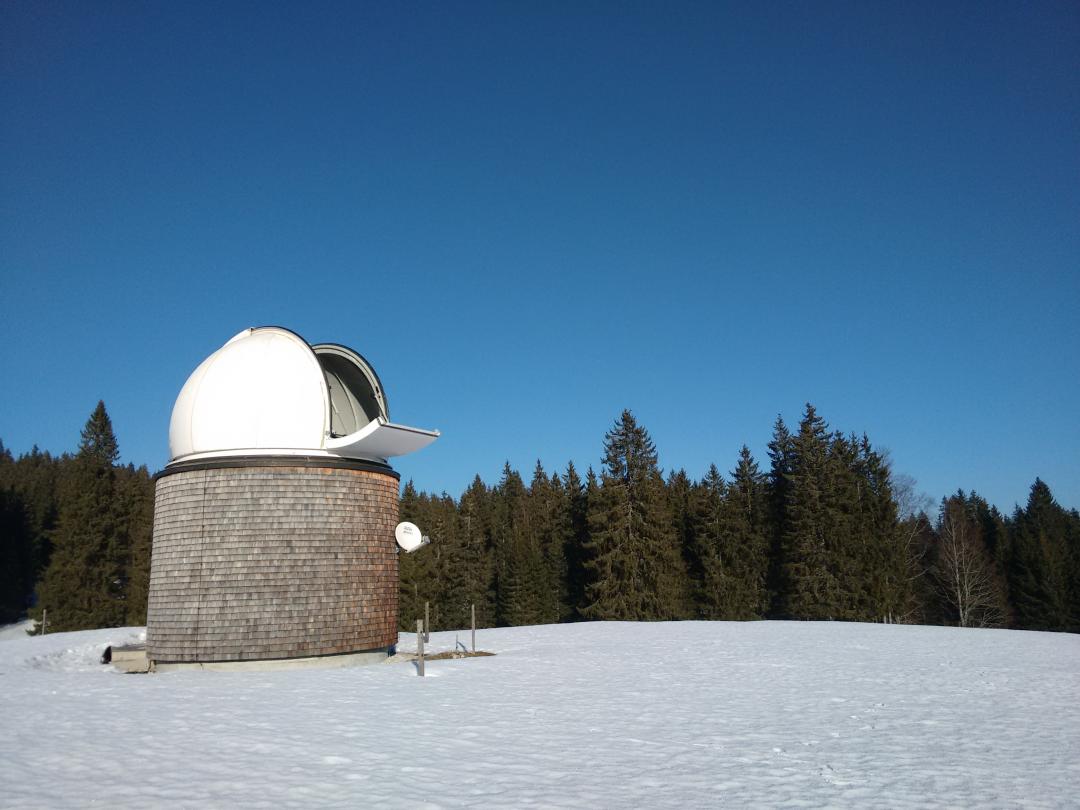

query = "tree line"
[
  {"left": 2, "top": 402, "right": 1077, "bottom": 634},
  {"left": 400, "top": 407, "right": 1080, "bottom": 634}
]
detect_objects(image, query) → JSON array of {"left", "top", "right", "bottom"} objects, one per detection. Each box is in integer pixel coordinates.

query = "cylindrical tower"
[{"left": 146, "top": 327, "right": 438, "bottom": 667}]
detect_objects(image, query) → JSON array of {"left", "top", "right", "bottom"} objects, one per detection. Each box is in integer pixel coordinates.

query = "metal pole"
[
  {"left": 424, "top": 601, "right": 430, "bottom": 643},
  {"left": 471, "top": 603, "right": 476, "bottom": 653},
  {"left": 416, "top": 619, "right": 425, "bottom": 677}
]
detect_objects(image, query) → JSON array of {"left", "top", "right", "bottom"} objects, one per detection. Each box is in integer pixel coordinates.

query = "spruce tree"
[
  {"left": 697, "top": 449, "right": 771, "bottom": 620},
  {"left": 823, "top": 432, "right": 863, "bottom": 619},
  {"left": 493, "top": 463, "right": 546, "bottom": 626},
  {"left": 1009, "top": 479, "right": 1072, "bottom": 630},
  {"left": 766, "top": 415, "right": 794, "bottom": 615},
  {"left": 777, "top": 404, "right": 841, "bottom": 619},
  {"left": 667, "top": 469, "right": 703, "bottom": 614},
  {"left": 544, "top": 469, "right": 574, "bottom": 621},
  {"left": 856, "top": 437, "right": 909, "bottom": 622},
  {"left": 696, "top": 463, "right": 731, "bottom": 618},
  {"left": 581, "top": 410, "right": 689, "bottom": 620},
  {"left": 562, "top": 462, "right": 589, "bottom": 620},
  {"left": 726, "top": 447, "right": 771, "bottom": 618},
  {"left": 33, "top": 401, "right": 127, "bottom": 631},
  {"left": 116, "top": 464, "right": 154, "bottom": 625},
  {"left": 455, "top": 475, "right": 497, "bottom": 627},
  {"left": 423, "top": 493, "right": 461, "bottom": 630},
  {"left": 527, "top": 462, "right": 569, "bottom": 624}
]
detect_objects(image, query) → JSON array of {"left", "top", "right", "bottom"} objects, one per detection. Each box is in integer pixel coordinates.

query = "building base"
[
  {"left": 151, "top": 647, "right": 392, "bottom": 673},
  {"left": 106, "top": 643, "right": 394, "bottom": 673}
]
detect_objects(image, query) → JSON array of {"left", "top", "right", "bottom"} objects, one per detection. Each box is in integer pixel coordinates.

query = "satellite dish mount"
[{"left": 395, "top": 521, "right": 430, "bottom": 553}]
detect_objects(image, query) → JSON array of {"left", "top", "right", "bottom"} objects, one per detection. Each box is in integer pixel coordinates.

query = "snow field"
[{"left": 1, "top": 620, "right": 1077, "bottom": 808}]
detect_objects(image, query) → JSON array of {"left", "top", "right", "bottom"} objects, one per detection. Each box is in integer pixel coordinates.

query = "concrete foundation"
[{"left": 151, "top": 647, "right": 391, "bottom": 672}]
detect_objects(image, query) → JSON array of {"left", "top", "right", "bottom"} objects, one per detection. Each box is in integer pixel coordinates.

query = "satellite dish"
[{"left": 395, "top": 521, "right": 428, "bottom": 553}]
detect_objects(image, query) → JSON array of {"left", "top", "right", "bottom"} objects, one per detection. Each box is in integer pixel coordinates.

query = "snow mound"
[
  {"left": 0, "top": 625, "right": 145, "bottom": 673},
  {"left": 0, "top": 618, "right": 35, "bottom": 641}
]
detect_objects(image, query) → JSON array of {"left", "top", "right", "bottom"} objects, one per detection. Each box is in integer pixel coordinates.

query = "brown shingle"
[{"left": 146, "top": 466, "right": 399, "bottom": 663}]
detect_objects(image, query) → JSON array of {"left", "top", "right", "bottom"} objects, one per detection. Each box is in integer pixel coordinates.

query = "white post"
[{"left": 416, "top": 619, "right": 425, "bottom": 677}]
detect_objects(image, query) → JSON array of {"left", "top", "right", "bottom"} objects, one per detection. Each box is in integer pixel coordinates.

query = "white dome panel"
[
  {"left": 168, "top": 350, "right": 214, "bottom": 460},
  {"left": 169, "top": 328, "right": 328, "bottom": 460}
]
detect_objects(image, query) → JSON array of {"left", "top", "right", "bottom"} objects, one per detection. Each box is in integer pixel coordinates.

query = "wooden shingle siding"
[{"left": 146, "top": 466, "right": 399, "bottom": 663}]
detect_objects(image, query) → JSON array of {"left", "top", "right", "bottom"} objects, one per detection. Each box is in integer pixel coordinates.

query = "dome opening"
[{"left": 316, "top": 349, "right": 387, "bottom": 437}]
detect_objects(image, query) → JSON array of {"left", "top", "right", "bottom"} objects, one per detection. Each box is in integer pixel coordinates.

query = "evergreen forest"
[
  {"left": 1, "top": 402, "right": 152, "bottom": 631},
  {"left": 2, "top": 403, "right": 1078, "bottom": 635}
]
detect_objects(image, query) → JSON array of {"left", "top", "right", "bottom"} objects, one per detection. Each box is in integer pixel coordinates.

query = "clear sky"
[{"left": 2, "top": 1, "right": 1078, "bottom": 513}]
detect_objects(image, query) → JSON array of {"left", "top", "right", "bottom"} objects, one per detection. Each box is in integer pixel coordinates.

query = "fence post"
[
  {"left": 424, "top": 601, "right": 430, "bottom": 643},
  {"left": 41, "top": 608, "right": 47, "bottom": 636},
  {"left": 471, "top": 603, "right": 476, "bottom": 653},
  {"left": 416, "top": 619, "right": 425, "bottom": 677}
]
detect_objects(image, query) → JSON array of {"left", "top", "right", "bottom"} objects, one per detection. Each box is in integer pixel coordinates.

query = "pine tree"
[
  {"left": 562, "top": 462, "right": 589, "bottom": 619},
  {"left": 856, "top": 437, "right": 909, "bottom": 622},
  {"left": 528, "top": 462, "right": 569, "bottom": 624},
  {"left": 777, "top": 404, "right": 841, "bottom": 619},
  {"left": 33, "top": 402, "right": 127, "bottom": 631},
  {"left": 766, "top": 415, "right": 794, "bottom": 615},
  {"left": 667, "top": 469, "right": 703, "bottom": 614},
  {"left": 726, "top": 447, "right": 771, "bottom": 618},
  {"left": 455, "top": 475, "right": 497, "bottom": 627},
  {"left": 696, "top": 463, "right": 731, "bottom": 618},
  {"left": 823, "top": 432, "right": 863, "bottom": 619},
  {"left": 581, "top": 410, "right": 689, "bottom": 621},
  {"left": 1009, "top": 479, "right": 1072, "bottom": 630},
  {"left": 544, "top": 469, "right": 574, "bottom": 622},
  {"left": 422, "top": 493, "right": 461, "bottom": 631},
  {"left": 493, "top": 463, "right": 546, "bottom": 626},
  {"left": 116, "top": 464, "right": 154, "bottom": 625},
  {"left": 697, "top": 449, "right": 771, "bottom": 620}
]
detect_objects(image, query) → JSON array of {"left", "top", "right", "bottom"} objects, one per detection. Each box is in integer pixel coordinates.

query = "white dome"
[
  {"left": 169, "top": 327, "right": 330, "bottom": 460},
  {"left": 167, "top": 327, "right": 439, "bottom": 464}
]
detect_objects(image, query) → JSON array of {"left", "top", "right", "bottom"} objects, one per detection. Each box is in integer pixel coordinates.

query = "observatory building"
[{"left": 145, "top": 327, "right": 438, "bottom": 668}]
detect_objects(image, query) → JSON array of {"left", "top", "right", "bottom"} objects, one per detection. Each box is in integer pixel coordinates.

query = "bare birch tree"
[{"left": 934, "top": 501, "right": 1003, "bottom": 628}]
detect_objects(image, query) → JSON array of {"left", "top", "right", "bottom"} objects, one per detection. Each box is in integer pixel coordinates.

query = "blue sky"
[{"left": 2, "top": 1, "right": 1078, "bottom": 512}]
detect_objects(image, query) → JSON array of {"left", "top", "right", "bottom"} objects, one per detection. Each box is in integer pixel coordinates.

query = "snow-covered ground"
[{"left": 1, "top": 621, "right": 1077, "bottom": 808}]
